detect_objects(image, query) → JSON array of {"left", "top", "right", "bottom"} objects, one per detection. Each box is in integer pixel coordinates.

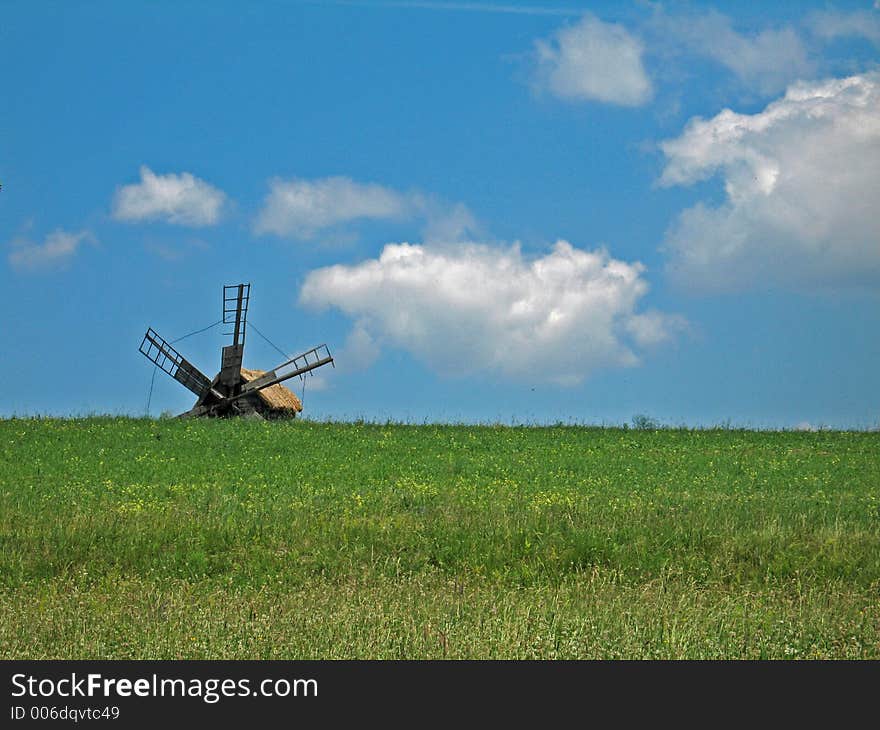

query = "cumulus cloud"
[
  {"left": 533, "top": 13, "right": 652, "bottom": 106},
  {"left": 659, "top": 72, "right": 880, "bottom": 291},
  {"left": 254, "top": 176, "right": 414, "bottom": 238},
  {"left": 8, "top": 229, "right": 94, "bottom": 272},
  {"left": 300, "top": 240, "right": 683, "bottom": 384},
  {"left": 648, "top": 9, "right": 813, "bottom": 96},
  {"left": 113, "top": 166, "right": 226, "bottom": 226}
]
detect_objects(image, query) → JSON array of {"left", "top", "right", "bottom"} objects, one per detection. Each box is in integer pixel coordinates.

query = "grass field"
[{"left": 1, "top": 417, "right": 878, "bottom": 659}]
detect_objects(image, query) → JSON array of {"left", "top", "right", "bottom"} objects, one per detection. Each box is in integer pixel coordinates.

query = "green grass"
[{"left": 1, "top": 417, "right": 878, "bottom": 658}]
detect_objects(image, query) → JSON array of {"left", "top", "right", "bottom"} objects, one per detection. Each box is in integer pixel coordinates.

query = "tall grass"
[{"left": 1, "top": 418, "right": 878, "bottom": 658}]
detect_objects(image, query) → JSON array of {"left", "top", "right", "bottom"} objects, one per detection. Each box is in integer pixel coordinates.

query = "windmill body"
[{"left": 139, "top": 284, "right": 333, "bottom": 419}]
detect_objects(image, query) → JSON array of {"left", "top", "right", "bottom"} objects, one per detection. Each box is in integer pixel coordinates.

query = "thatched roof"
[{"left": 240, "top": 368, "right": 303, "bottom": 412}]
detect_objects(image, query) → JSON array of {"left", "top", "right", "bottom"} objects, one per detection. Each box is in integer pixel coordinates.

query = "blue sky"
[{"left": 2, "top": 0, "right": 879, "bottom": 428}]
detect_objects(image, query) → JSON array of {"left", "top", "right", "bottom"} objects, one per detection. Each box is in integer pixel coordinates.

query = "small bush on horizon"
[{"left": 631, "top": 414, "right": 660, "bottom": 430}]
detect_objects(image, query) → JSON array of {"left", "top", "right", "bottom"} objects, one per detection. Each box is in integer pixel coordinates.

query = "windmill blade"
[
  {"left": 220, "top": 283, "right": 251, "bottom": 387},
  {"left": 222, "top": 283, "right": 251, "bottom": 340},
  {"left": 232, "top": 344, "right": 334, "bottom": 401},
  {"left": 139, "top": 328, "right": 214, "bottom": 398}
]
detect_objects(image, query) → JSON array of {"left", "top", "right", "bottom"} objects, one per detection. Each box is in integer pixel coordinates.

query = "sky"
[{"left": 1, "top": 0, "right": 879, "bottom": 428}]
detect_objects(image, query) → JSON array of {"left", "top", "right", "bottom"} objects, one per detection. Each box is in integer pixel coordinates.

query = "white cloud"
[
  {"left": 807, "top": 10, "right": 880, "bottom": 45},
  {"left": 649, "top": 9, "right": 813, "bottom": 96},
  {"left": 300, "top": 240, "right": 683, "bottom": 385},
  {"left": 533, "top": 13, "right": 652, "bottom": 106},
  {"left": 659, "top": 72, "right": 880, "bottom": 291},
  {"left": 113, "top": 166, "right": 226, "bottom": 226},
  {"left": 253, "top": 175, "right": 478, "bottom": 242},
  {"left": 8, "top": 229, "right": 93, "bottom": 272},
  {"left": 254, "top": 176, "right": 414, "bottom": 238}
]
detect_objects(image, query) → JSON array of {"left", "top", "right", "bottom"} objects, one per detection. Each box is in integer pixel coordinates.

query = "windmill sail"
[
  {"left": 219, "top": 283, "right": 251, "bottom": 388},
  {"left": 234, "top": 344, "right": 334, "bottom": 400},
  {"left": 139, "top": 328, "right": 213, "bottom": 397}
]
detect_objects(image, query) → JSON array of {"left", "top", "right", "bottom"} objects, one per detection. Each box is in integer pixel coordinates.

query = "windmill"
[{"left": 139, "top": 283, "right": 333, "bottom": 418}]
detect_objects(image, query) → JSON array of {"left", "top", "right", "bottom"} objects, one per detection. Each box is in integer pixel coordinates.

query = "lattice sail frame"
[{"left": 139, "top": 328, "right": 213, "bottom": 397}]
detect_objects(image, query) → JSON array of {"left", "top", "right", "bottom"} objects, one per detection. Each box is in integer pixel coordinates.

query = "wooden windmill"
[{"left": 139, "top": 283, "right": 333, "bottom": 418}]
